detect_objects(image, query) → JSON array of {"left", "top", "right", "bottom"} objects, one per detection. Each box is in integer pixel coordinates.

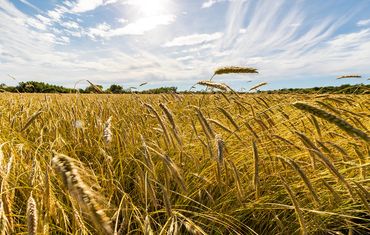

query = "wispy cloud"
[
  {"left": 207, "top": 0, "right": 370, "bottom": 79},
  {"left": 47, "top": 5, "right": 68, "bottom": 22},
  {"left": 201, "top": 0, "right": 244, "bottom": 9},
  {"left": 0, "top": 0, "right": 186, "bottom": 87},
  {"left": 71, "top": 0, "right": 104, "bottom": 13},
  {"left": 1, "top": 0, "right": 370, "bottom": 89},
  {"left": 176, "top": 55, "right": 194, "bottom": 61},
  {"left": 202, "top": 0, "right": 217, "bottom": 8},
  {"left": 60, "top": 20, "right": 80, "bottom": 29},
  {"left": 164, "top": 32, "right": 223, "bottom": 47},
  {"left": 18, "top": 0, "right": 41, "bottom": 12},
  {"left": 26, "top": 17, "right": 47, "bottom": 30},
  {"left": 201, "top": 0, "right": 230, "bottom": 8},
  {"left": 357, "top": 18, "right": 370, "bottom": 26},
  {"left": 87, "top": 15, "right": 175, "bottom": 39}
]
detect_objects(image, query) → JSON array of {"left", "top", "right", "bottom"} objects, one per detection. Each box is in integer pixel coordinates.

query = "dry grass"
[{"left": 0, "top": 91, "right": 369, "bottom": 234}]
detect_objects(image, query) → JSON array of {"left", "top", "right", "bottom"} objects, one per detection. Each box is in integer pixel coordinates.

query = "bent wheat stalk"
[
  {"left": 197, "top": 80, "right": 228, "bottom": 92},
  {"left": 292, "top": 102, "right": 370, "bottom": 142},
  {"left": 280, "top": 177, "right": 307, "bottom": 235},
  {"left": 52, "top": 152, "right": 113, "bottom": 235},
  {"left": 252, "top": 141, "right": 260, "bottom": 200},
  {"left": 21, "top": 109, "right": 43, "bottom": 132},
  {"left": 249, "top": 82, "right": 267, "bottom": 91}
]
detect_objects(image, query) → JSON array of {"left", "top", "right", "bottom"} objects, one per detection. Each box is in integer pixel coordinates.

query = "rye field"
[{"left": 0, "top": 92, "right": 369, "bottom": 234}]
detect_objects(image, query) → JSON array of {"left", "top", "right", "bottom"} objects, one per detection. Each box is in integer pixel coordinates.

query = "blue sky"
[{"left": 1, "top": 0, "right": 370, "bottom": 91}]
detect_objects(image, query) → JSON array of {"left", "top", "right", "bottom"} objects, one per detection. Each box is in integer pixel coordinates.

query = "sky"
[{"left": 0, "top": 0, "right": 370, "bottom": 91}]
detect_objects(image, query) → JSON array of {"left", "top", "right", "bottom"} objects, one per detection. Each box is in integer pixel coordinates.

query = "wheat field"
[{"left": 0, "top": 92, "right": 369, "bottom": 234}]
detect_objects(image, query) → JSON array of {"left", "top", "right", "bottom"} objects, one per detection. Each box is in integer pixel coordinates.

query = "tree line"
[
  {"left": 261, "top": 83, "right": 370, "bottom": 94},
  {"left": 0, "top": 81, "right": 178, "bottom": 94},
  {"left": 0, "top": 81, "right": 368, "bottom": 94}
]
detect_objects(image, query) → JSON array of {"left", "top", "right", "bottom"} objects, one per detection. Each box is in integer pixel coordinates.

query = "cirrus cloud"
[{"left": 164, "top": 32, "right": 223, "bottom": 47}]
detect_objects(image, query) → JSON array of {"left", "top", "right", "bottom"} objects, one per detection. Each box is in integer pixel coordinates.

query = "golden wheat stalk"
[
  {"left": 42, "top": 168, "right": 50, "bottom": 234},
  {"left": 278, "top": 157, "right": 320, "bottom": 205},
  {"left": 52, "top": 152, "right": 113, "bottom": 234},
  {"left": 146, "top": 146, "right": 186, "bottom": 191},
  {"left": 103, "top": 116, "right": 113, "bottom": 143},
  {"left": 0, "top": 199, "right": 8, "bottom": 235},
  {"left": 228, "top": 160, "right": 244, "bottom": 202},
  {"left": 27, "top": 194, "right": 37, "bottom": 235},
  {"left": 321, "top": 179, "right": 340, "bottom": 201},
  {"left": 144, "top": 215, "right": 154, "bottom": 235},
  {"left": 159, "top": 103, "right": 182, "bottom": 146},
  {"left": 354, "top": 188, "right": 370, "bottom": 214},
  {"left": 86, "top": 80, "right": 103, "bottom": 93},
  {"left": 21, "top": 109, "right": 43, "bottom": 132},
  {"left": 182, "top": 219, "right": 206, "bottom": 235},
  {"left": 215, "top": 134, "right": 225, "bottom": 164},
  {"left": 249, "top": 82, "right": 267, "bottom": 91},
  {"left": 252, "top": 141, "right": 260, "bottom": 200},
  {"left": 217, "top": 107, "right": 239, "bottom": 130},
  {"left": 195, "top": 108, "right": 215, "bottom": 139},
  {"left": 145, "top": 103, "right": 171, "bottom": 148},
  {"left": 336, "top": 75, "right": 362, "bottom": 79},
  {"left": 197, "top": 80, "right": 228, "bottom": 91},
  {"left": 280, "top": 177, "right": 307, "bottom": 235},
  {"left": 213, "top": 66, "right": 258, "bottom": 77},
  {"left": 292, "top": 102, "right": 370, "bottom": 142}
]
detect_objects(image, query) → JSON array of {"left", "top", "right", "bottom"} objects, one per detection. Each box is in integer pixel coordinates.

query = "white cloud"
[
  {"left": 112, "top": 15, "right": 175, "bottom": 35},
  {"left": 18, "top": 0, "right": 41, "bottom": 12},
  {"left": 357, "top": 19, "right": 370, "bottom": 27},
  {"left": 46, "top": 5, "right": 69, "bottom": 23},
  {"left": 329, "top": 29, "right": 370, "bottom": 47},
  {"left": 87, "top": 15, "right": 175, "bottom": 39},
  {"left": 26, "top": 18, "right": 47, "bottom": 30},
  {"left": 181, "top": 43, "right": 217, "bottom": 53},
  {"left": 2, "top": 0, "right": 370, "bottom": 89},
  {"left": 87, "top": 22, "right": 111, "bottom": 38},
  {"left": 176, "top": 55, "right": 194, "bottom": 61},
  {"left": 37, "top": 33, "right": 57, "bottom": 44},
  {"left": 47, "top": 10, "right": 61, "bottom": 21},
  {"left": 65, "top": 30, "right": 82, "bottom": 38},
  {"left": 239, "top": 28, "right": 247, "bottom": 34},
  {"left": 71, "top": 0, "right": 104, "bottom": 13},
  {"left": 61, "top": 20, "right": 80, "bottom": 29},
  {"left": 219, "top": 0, "right": 370, "bottom": 79},
  {"left": 0, "top": 1, "right": 190, "bottom": 87},
  {"left": 164, "top": 32, "right": 223, "bottom": 47},
  {"left": 118, "top": 18, "right": 128, "bottom": 24},
  {"left": 202, "top": 0, "right": 218, "bottom": 8},
  {"left": 58, "top": 36, "right": 71, "bottom": 45},
  {"left": 201, "top": 0, "right": 242, "bottom": 9},
  {"left": 0, "top": 1, "right": 72, "bottom": 64},
  {"left": 36, "top": 14, "right": 51, "bottom": 25}
]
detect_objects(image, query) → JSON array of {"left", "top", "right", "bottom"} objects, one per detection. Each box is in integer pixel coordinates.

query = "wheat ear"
[
  {"left": 52, "top": 152, "right": 113, "bottom": 234},
  {"left": 27, "top": 194, "right": 37, "bottom": 235},
  {"left": 293, "top": 102, "right": 369, "bottom": 142}
]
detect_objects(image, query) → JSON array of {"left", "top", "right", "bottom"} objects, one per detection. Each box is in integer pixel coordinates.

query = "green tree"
[
  {"left": 142, "top": 86, "right": 177, "bottom": 94},
  {"left": 107, "top": 84, "right": 124, "bottom": 94}
]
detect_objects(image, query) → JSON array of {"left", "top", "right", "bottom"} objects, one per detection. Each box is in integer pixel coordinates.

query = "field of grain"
[{"left": 0, "top": 92, "right": 369, "bottom": 234}]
